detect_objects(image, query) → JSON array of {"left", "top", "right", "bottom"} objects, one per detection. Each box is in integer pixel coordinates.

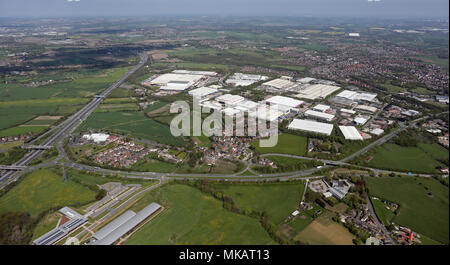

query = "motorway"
[{"left": 0, "top": 52, "right": 149, "bottom": 186}]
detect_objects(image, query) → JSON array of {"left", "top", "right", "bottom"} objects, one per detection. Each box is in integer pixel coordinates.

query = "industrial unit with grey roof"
[{"left": 91, "top": 203, "right": 161, "bottom": 245}]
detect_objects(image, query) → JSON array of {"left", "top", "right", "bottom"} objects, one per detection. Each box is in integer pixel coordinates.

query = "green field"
[
  {"left": 76, "top": 111, "right": 187, "bottom": 146},
  {"left": 251, "top": 133, "right": 308, "bottom": 156},
  {"left": 214, "top": 182, "right": 305, "bottom": 225},
  {"left": 367, "top": 143, "right": 447, "bottom": 173},
  {"left": 366, "top": 176, "right": 449, "bottom": 244},
  {"left": 0, "top": 169, "right": 96, "bottom": 217},
  {"left": 0, "top": 126, "right": 48, "bottom": 138},
  {"left": 294, "top": 210, "right": 355, "bottom": 245},
  {"left": 131, "top": 157, "right": 178, "bottom": 173},
  {"left": 370, "top": 197, "right": 395, "bottom": 227},
  {"left": 125, "top": 184, "right": 274, "bottom": 244}
]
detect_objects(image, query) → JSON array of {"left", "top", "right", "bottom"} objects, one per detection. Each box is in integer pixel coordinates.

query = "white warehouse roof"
[
  {"left": 336, "top": 90, "right": 377, "bottom": 102},
  {"left": 340, "top": 108, "right": 356, "bottom": 115},
  {"left": 172, "top": 70, "right": 217, "bottom": 76},
  {"left": 288, "top": 119, "right": 334, "bottom": 136},
  {"left": 263, "top": 78, "right": 297, "bottom": 89},
  {"left": 297, "top": 77, "right": 316, "bottom": 83},
  {"left": 249, "top": 106, "right": 284, "bottom": 122},
  {"left": 354, "top": 116, "right": 369, "bottom": 125},
  {"left": 339, "top": 126, "right": 363, "bottom": 140},
  {"left": 82, "top": 133, "right": 109, "bottom": 143},
  {"left": 159, "top": 82, "right": 191, "bottom": 91},
  {"left": 312, "top": 104, "right": 331, "bottom": 112},
  {"left": 305, "top": 110, "right": 335, "bottom": 121},
  {"left": 296, "top": 84, "right": 340, "bottom": 100},
  {"left": 265, "top": 95, "right": 304, "bottom": 108},
  {"left": 150, "top": 73, "right": 204, "bottom": 86},
  {"left": 188, "top": 86, "right": 218, "bottom": 98},
  {"left": 215, "top": 94, "right": 245, "bottom": 105}
]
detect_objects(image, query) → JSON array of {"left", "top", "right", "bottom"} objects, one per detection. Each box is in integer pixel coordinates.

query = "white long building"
[
  {"left": 304, "top": 110, "right": 335, "bottom": 122},
  {"left": 288, "top": 119, "right": 334, "bottom": 136},
  {"left": 339, "top": 126, "right": 363, "bottom": 140}
]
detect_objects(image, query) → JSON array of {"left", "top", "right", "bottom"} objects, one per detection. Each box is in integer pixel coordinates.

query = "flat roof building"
[
  {"left": 265, "top": 95, "right": 304, "bottom": 108},
  {"left": 354, "top": 116, "right": 369, "bottom": 125},
  {"left": 188, "top": 86, "right": 219, "bottom": 100},
  {"left": 304, "top": 110, "right": 335, "bottom": 122},
  {"left": 339, "top": 126, "right": 363, "bottom": 140},
  {"left": 340, "top": 108, "right": 356, "bottom": 115},
  {"left": 296, "top": 84, "right": 341, "bottom": 100},
  {"left": 215, "top": 94, "right": 245, "bottom": 106},
  {"left": 262, "top": 78, "right": 298, "bottom": 90},
  {"left": 288, "top": 119, "right": 334, "bottom": 136},
  {"left": 336, "top": 90, "right": 377, "bottom": 102},
  {"left": 226, "top": 73, "right": 268, "bottom": 87},
  {"left": 356, "top": 105, "right": 378, "bottom": 113},
  {"left": 312, "top": 104, "right": 331, "bottom": 112}
]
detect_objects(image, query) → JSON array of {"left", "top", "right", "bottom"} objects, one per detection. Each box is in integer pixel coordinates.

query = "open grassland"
[
  {"left": 0, "top": 169, "right": 96, "bottom": 217},
  {"left": 76, "top": 111, "right": 187, "bottom": 146},
  {"left": 365, "top": 176, "right": 449, "bottom": 244},
  {"left": 366, "top": 143, "right": 447, "bottom": 173},
  {"left": 294, "top": 210, "right": 355, "bottom": 245},
  {"left": 370, "top": 197, "right": 395, "bottom": 227},
  {"left": 213, "top": 182, "right": 305, "bottom": 225},
  {"left": 251, "top": 133, "right": 308, "bottom": 156},
  {"left": 125, "top": 184, "right": 274, "bottom": 245}
]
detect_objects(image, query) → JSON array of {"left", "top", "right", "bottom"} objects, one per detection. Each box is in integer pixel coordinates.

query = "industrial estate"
[{"left": 0, "top": 10, "right": 448, "bottom": 247}]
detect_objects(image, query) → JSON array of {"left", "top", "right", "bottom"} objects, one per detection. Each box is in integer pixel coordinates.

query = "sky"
[{"left": 0, "top": 0, "right": 448, "bottom": 18}]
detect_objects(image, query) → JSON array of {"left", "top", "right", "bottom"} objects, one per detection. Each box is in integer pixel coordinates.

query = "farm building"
[{"left": 288, "top": 119, "right": 334, "bottom": 136}]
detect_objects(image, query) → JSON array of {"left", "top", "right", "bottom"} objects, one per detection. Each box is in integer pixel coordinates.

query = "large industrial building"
[
  {"left": 188, "top": 86, "right": 220, "bottom": 101},
  {"left": 91, "top": 203, "right": 161, "bottom": 245},
  {"left": 339, "top": 126, "right": 363, "bottom": 140},
  {"left": 225, "top": 73, "right": 268, "bottom": 87},
  {"left": 265, "top": 95, "right": 304, "bottom": 110},
  {"left": 142, "top": 70, "right": 217, "bottom": 91},
  {"left": 296, "top": 84, "right": 341, "bottom": 100},
  {"left": 335, "top": 90, "right": 377, "bottom": 103},
  {"left": 288, "top": 119, "right": 334, "bottom": 136},
  {"left": 262, "top": 77, "right": 298, "bottom": 90},
  {"left": 248, "top": 106, "right": 284, "bottom": 122},
  {"left": 304, "top": 109, "right": 335, "bottom": 122},
  {"left": 215, "top": 94, "right": 245, "bottom": 106}
]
